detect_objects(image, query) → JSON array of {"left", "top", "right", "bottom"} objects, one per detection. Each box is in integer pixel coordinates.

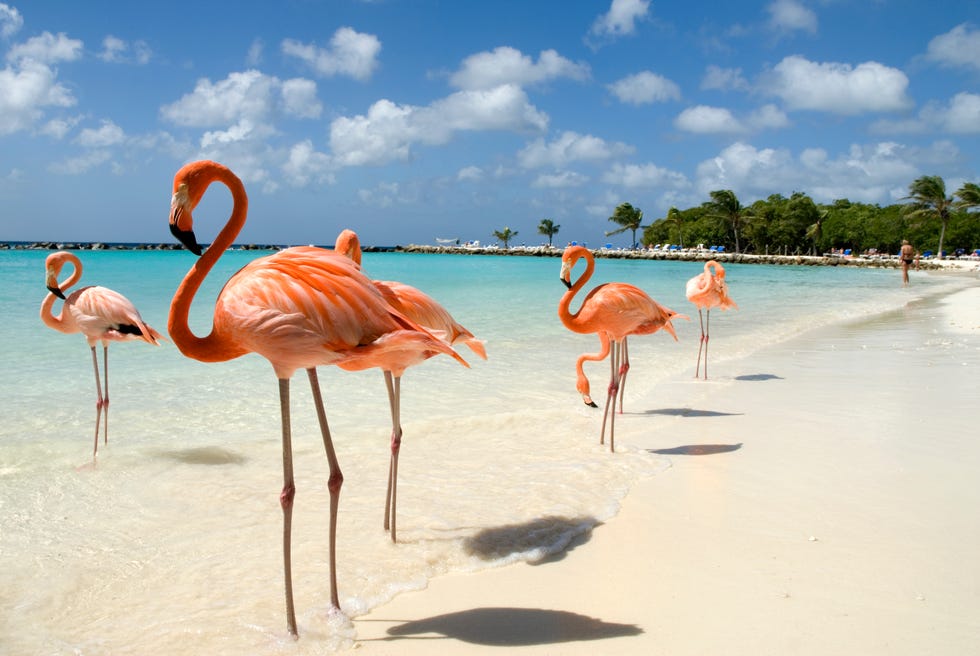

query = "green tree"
[
  {"left": 664, "top": 206, "right": 684, "bottom": 249},
  {"left": 904, "top": 175, "right": 954, "bottom": 258},
  {"left": 606, "top": 202, "right": 645, "bottom": 249},
  {"left": 492, "top": 226, "right": 518, "bottom": 248},
  {"left": 955, "top": 182, "right": 980, "bottom": 211},
  {"left": 805, "top": 209, "right": 827, "bottom": 255},
  {"left": 537, "top": 218, "right": 560, "bottom": 246},
  {"left": 706, "top": 189, "right": 748, "bottom": 253}
]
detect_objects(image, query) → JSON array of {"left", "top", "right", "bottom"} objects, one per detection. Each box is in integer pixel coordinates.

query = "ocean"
[{"left": 1, "top": 247, "right": 971, "bottom": 654}]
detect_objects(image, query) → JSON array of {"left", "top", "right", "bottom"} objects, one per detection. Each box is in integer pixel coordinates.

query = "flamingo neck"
[
  {"left": 168, "top": 165, "right": 250, "bottom": 363},
  {"left": 558, "top": 250, "right": 594, "bottom": 331},
  {"left": 40, "top": 252, "right": 82, "bottom": 334}
]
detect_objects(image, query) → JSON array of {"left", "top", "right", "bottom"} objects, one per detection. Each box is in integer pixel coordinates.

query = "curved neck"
[
  {"left": 168, "top": 164, "right": 250, "bottom": 362},
  {"left": 558, "top": 250, "right": 594, "bottom": 330},
  {"left": 40, "top": 252, "right": 82, "bottom": 333}
]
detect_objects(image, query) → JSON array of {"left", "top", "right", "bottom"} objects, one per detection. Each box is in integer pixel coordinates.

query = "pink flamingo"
[
  {"left": 166, "top": 161, "right": 466, "bottom": 637},
  {"left": 40, "top": 251, "right": 163, "bottom": 456},
  {"left": 558, "top": 246, "right": 685, "bottom": 451},
  {"left": 334, "top": 228, "right": 485, "bottom": 542},
  {"left": 685, "top": 260, "right": 737, "bottom": 379}
]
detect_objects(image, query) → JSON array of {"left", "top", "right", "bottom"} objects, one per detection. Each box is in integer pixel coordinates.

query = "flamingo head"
[
  {"left": 559, "top": 259, "right": 573, "bottom": 289},
  {"left": 44, "top": 255, "right": 67, "bottom": 299},
  {"left": 335, "top": 229, "right": 363, "bottom": 265},
  {"left": 169, "top": 181, "right": 202, "bottom": 256}
]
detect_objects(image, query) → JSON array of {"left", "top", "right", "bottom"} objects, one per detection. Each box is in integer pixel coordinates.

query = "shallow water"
[{"left": 0, "top": 248, "right": 971, "bottom": 654}]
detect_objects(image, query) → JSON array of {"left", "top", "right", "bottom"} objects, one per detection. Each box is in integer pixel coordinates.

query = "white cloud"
[
  {"left": 762, "top": 55, "right": 911, "bottom": 114},
  {"left": 701, "top": 65, "right": 749, "bottom": 92},
  {"left": 450, "top": 47, "right": 589, "bottom": 90},
  {"left": 675, "top": 105, "right": 743, "bottom": 133},
  {"left": 601, "top": 162, "right": 690, "bottom": 189},
  {"left": 39, "top": 116, "right": 80, "bottom": 139},
  {"left": 457, "top": 166, "right": 483, "bottom": 182},
  {"left": 747, "top": 104, "right": 790, "bottom": 130},
  {"left": 161, "top": 69, "right": 319, "bottom": 130},
  {"left": 533, "top": 171, "right": 589, "bottom": 188},
  {"left": 6, "top": 31, "right": 82, "bottom": 64},
  {"left": 925, "top": 23, "right": 980, "bottom": 71},
  {"left": 920, "top": 92, "right": 980, "bottom": 134},
  {"left": 0, "top": 3, "right": 23, "bottom": 39},
  {"left": 98, "top": 35, "right": 151, "bottom": 64},
  {"left": 518, "top": 131, "right": 634, "bottom": 169},
  {"left": 608, "top": 71, "right": 680, "bottom": 105},
  {"left": 75, "top": 119, "right": 125, "bottom": 147},
  {"left": 247, "top": 38, "right": 263, "bottom": 67},
  {"left": 282, "top": 140, "right": 334, "bottom": 186},
  {"left": 281, "top": 27, "right": 380, "bottom": 80},
  {"left": 48, "top": 149, "right": 111, "bottom": 175},
  {"left": 589, "top": 0, "right": 650, "bottom": 39},
  {"left": 767, "top": 0, "right": 817, "bottom": 35},
  {"left": 329, "top": 85, "right": 548, "bottom": 167},
  {"left": 0, "top": 60, "right": 76, "bottom": 135}
]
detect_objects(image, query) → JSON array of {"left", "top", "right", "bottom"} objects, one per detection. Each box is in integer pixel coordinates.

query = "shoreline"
[
  {"left": 353, "top": 283, "right": 980, "bottom": 655},
  {"left": 4, "top": 240, "right": 979, "bottom": 271}
]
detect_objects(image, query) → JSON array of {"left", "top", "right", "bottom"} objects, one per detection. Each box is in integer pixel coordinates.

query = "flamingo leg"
[
  {"left": 695, "top": 309, "right": 706, "bottom": 378},
  {"left": 277, "top": 378, "right": 298, "bottom": 637},
  {"left": 89, "top": 345, "right": 106, "bottom": 456},
  {"left": 600, "top": 340, "right": 621, "bottom": 452},
  {"left": 306, "top": 368, "right": 343, "bottom": 612},
  {"left": 382, "top": 371, "right": 403, "bottom": 542},
  {"left": 617, "top": 337, "right": 630, "bottom": 414},
  {"left": 703, "top": 309, "right": 711, "bottom": 380},
  {"left": 102, "top": 344, "right": 109, "bottom": 446}
]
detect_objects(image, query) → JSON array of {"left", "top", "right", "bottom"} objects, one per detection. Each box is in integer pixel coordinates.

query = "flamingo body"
[
  {"left": 41, "top": 251, "right": 162, "bottom": 455},
  {"left": 685, "top": 260, "right": 737, "bottom": 379},
  {"left": 334, "top": 228, "right": 482, "bottom": 541},
  {"left": 167, "top": 161, "right": 465, "bottom": 637},
  {"left": 558, "top": 246, "right": 685, "bottom": 451}
]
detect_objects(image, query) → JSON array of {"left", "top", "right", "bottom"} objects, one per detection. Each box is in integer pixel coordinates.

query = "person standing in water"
[{"left": 900, "top": 240, "right": 918, "bottom": 286}]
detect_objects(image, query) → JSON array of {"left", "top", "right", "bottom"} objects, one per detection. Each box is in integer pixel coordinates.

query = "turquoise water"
[{"left": 0, "top": 248, "right": 971, "bottom": 654}]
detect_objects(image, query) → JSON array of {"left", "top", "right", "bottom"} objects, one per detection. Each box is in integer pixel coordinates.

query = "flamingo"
[
  {"left": 685, "top": 260, "right": 737, "bottom": 379},
  {"left": 40, "top": 251, "right": 163, "bottom": 456},
  {"left": 166, "top": 160, "right": 467, "bottom": 637},
  {"left": 334, "top": 229, "right": 485, "bottom": 542},
  {"left": 558, "top": 245, "right": 685, "bottom": 452}
]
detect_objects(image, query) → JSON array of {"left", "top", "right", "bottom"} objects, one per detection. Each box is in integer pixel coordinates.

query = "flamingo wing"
[{"left": 67, "top": 286, "right": 162, "bottom": 345}]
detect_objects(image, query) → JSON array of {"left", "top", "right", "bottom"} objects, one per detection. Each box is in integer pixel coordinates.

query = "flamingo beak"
[
  {"left": 46, "top": 284, "right": 66, "bottom": 300},
  {"left": 170, "top": 221, "right": 203, "bottom": 256},
  {"left": 559, "top": 261, "right": 572, "bottom": 289}
]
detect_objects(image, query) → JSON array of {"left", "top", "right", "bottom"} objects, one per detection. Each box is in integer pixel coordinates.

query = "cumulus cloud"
[
  {"left": 48, "top": 149, "right": 111, "bottom": 175},
  {"left": 925, "top": 23, "right": 980, "bottom": 71},
  {"left": 0, "top": 3, "right": 23, "bottom": 39},
  {"left": 872, "top": 92, "right": 980, "bottom": 136},
  {"left": 450, "top": 46, "right": 589, "bottom": 90},
  {"left": 701, "top": 65, "right": 750, "bottom": 92},
  {"left": 0, "top": 60, "right": 76, "bottom": 135},
  {"left": 601, "top": 162, "right": 690, "bottom": 190},
  {"left": 608, "top": 71, "right": 680, "bottom": 105},
  {"left": 75, "top": 119, "right": 125, "bottom": 147},
  {"left": 532, "top": 171, "right": 589, "bottom": 188},
  {"left": 98, "top": 35, "right": 152, "bottom": 64},
  {"left": 767, "top": 0, "right": 817, "bottom": 35},
  {"left": 282, "top": 140, "right": 334, "bottom": 187},
  {"left": 675, "top": 105, "right": 743, "bottom": 133},
  {"left": 518, "top": 131, "right": 634, "bottom": 169},
  {"left": 329, "top": 84, "right": 548, "bottom": 167},
  {"left": 6, "top": 31, "right": 82, "bottom": 64},
  {"left": 761, "top": 55, "right": 911, "bottom": 114},
  {"left": 281, "top": 27, "right": 380, "bottom": 80},
  {"left": 589, "top": 0, "right": 650, "bottom": 39},
  {"left": 161, "top": 69, "right": 320, "bottom": 128}
]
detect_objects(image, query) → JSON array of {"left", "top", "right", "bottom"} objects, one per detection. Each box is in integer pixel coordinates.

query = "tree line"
[{"left": 502, "top": 175, "right": 980, "bottom": 258}]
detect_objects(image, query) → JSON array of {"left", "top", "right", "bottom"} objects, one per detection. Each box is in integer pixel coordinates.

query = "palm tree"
[
  {"left": 538, "top": 218, "right": 560, "bottom": 247},
  {"left": 665, "top": 207, "right": 683, "bottom": 249},
  {"left": 492, "top": 226, "right": 518, "bottom": 248},
  {"left": 904, "top": 175, "right": 954, "bottom": 259},
  {"left": 805, "top": 209, "right": 828, "bottom": 256},
  {"left": 954, "top": 181, "right": 980, "bottom": 211},
  {"left": 606, "top": 202, "right": 644, "bottom": 249},
  {"left": 706, "top": 189, "right": 747, "bottom": 253}
]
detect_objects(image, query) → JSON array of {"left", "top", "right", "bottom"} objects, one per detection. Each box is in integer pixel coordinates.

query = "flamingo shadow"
[
  {"left": 375, "top": 607, "right": 642, "bottom": 646},
  {"left": 735, "top": 373, "right": 783, "bottom": 381},
  {"left": 643, "top": 407, "right": 743, "bottom": 418},
  {"left": 155, "top": 446, "right": 248, "bottom": 466},
  {"left": 650, "top": 443, "right": 743, "bottom": 456},
  {"left": 462, "top": 515, "right": 598, "bottom": 565}
]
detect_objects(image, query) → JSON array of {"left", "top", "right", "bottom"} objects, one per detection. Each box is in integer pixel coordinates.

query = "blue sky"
[{"left": 1, "top": 0, "right": 978, "bottom": 247}]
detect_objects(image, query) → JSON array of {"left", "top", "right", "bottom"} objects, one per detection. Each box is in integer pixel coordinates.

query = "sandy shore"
[{"left": 353, "top": 282, "right": 980, "bottom": 655}]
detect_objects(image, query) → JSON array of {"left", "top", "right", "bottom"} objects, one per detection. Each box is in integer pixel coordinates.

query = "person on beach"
[{"left": 900, "top": 240, "right": 918, "bottom": 286}]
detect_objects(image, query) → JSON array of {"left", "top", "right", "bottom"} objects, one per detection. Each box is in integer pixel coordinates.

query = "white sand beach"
[{"left": 354, "top": 283, "right": 980, "bottom": 655}]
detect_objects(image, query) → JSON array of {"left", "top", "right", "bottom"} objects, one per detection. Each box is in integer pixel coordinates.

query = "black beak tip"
[
  {"left": 560, "top": 277, "right": 572, "bottom": 289},
  {"left": 170, "top": 223, "right": 203, "bottom": 256},
  {"left": 47, "top": 285, "right": 66, "bottom": 300}
]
